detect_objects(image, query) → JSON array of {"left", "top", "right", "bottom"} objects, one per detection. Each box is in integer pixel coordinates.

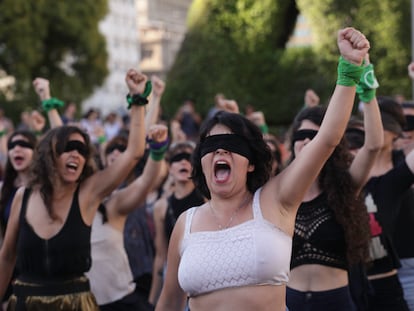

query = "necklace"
[{"left": 209, "top": 194, "right": 251, "bottom": 230}]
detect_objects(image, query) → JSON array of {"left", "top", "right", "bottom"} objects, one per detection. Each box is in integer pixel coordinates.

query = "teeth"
[
  {"left": 217, "top": 160, "right": 227, "bottom": 164},
  {"left": 67, "top": 162, "right": 78, "bottom": 169}
]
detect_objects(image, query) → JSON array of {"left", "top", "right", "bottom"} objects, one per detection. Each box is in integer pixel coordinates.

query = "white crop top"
[{"left": 178, "top": 188, "right": 292, "bottom": 297}]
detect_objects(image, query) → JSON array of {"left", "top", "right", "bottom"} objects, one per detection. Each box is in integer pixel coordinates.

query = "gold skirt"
[{"left": 7, "top": 277, "right": 99, "bottom": 311}]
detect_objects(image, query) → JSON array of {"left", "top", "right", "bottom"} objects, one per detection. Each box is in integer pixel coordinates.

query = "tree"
[
  {"left": 162, "top": 0, "right": 304, "bottom": 125},
  {"left": 163, "top": 0, "right": 412, "bottom": 128},
  {"left": 297, "top": 0, "right": 412, "bottom": 97},
  {"left": 0, "top": 0, "right": 108, "bottom": 120}
]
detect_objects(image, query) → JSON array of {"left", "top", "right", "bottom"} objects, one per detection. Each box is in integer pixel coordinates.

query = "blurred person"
[
  {"left": 149, "top": 141, "right": 206, "bottom": 306},
  {"left": 362, "top": 96, "right": 414, "bottom": 310},
  {"left": 61, "top": 101, "right": 78, "bottom": 125},
  {"left": 80, "top": 108, "right": 104, "bottom": 145},
  {"left": 104, "top": 111, "right": 122, "bottom": 141},
  {"left": 87, "top": 124, "right": 168, "bottom": 311},
  {"left": 174, "top": 99, "right": 202, "bottom": 142}
]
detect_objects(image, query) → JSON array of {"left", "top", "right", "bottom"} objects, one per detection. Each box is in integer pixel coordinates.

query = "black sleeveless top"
[
  {"left": 291, "top": 192, "right": 348, "bottom": 270},
  {"left": 16, "top": 187, "right": 92, "bottom": 280},
  {"left": 164, "top": 188, "right": 205, "bottom": 242}
]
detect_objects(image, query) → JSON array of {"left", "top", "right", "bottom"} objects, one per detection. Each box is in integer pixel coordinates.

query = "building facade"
[
  {"left": 82, "top": 0, "right": 140, "bottom": 116},
  {"left": 137, "top": 0, "right": 193, "bottom": 79},
  {"left": 82, "top": 0, "right": 192, "bottom": 116}
]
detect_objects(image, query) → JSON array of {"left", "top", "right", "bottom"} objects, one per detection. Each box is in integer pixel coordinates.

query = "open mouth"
[
  {"left": 179, "top": 168, "right": 189, "bottom": 174},
  {"left": 12, "top": 156, "right": 25, "bottom": 165},
  {"left": 66, "top": 162, "right": 79, "bottom": 173},
  {"left": 214, "top": 160, "right": 231, "bottom": 182}
]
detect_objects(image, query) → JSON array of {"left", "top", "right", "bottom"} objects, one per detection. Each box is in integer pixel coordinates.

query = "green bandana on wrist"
[
  {"left": 126, "top": 81, "right": 152, "bottom": 109},
  {"left": 42, "top": 98, "right": 64, "bottom": 112},
  {"left": 336, "top": 56, "right": 364, "bottom": 87},
  {"left": 356, "top": 63, "right": 379, "bottom": 103}
]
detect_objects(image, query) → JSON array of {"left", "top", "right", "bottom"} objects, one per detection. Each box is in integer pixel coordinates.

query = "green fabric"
[
  {"left": 259, "top": 124, "right": 269, "bottom": 134},
  {"left": 336, "top": 56, "right": 364, "bottom": 87},
  {"left": 41, "top": 98, "right": 64, "bottom": 112},
  {"left": 97, "top": 135, "right": 107, "bottom": 144},
  {"left": 0, "top": 130, "right": 7, "bottom": 137},
  {"left": 149, "top": 145, "right": 168, "bottom": 161},
  {"left": 356, "top": 63, "right": 379, "bottom": 103},
  {"left": 126, "top": 81, "right": 153, "bottom": 109}
]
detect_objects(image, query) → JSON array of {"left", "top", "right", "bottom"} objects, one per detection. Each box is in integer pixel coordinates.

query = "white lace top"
[{"left": 178, "top": 188, "right": 292, "bottom": 297}]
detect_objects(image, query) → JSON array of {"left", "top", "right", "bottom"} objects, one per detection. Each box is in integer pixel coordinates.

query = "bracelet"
[
  {"left": 356, "top": 63, "right": 379, "bottom": 103},
  {"left": 147, "top": 137, "right": 169, "bottom": 161},
  {"left": 42, "top": 97, "right": 64, "bottom": 112},
  {"left": 0, "top": 130, "right": 7, "bottom": 137},
  {"left": 336, "top": 56, "right": 364, "bottom": 87},
  {"left": 126, "top": 81, "right": 152, "bottom": 109}
]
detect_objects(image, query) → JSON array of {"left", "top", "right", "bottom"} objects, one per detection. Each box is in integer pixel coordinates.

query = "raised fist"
[
  {"left": 32, "top": 78, "right": 51, "bottom": 100},
  {"left": 337, "top": 27, "right": 370, "bottom": 65},
  {"left": 125, "top": 69, "right": 148, "bottom": 95}
]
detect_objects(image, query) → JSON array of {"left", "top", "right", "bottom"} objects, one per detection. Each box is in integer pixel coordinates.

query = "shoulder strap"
[
  {"left": 252, "top": 187, "right": 263, "bottom": 220},
  {"left": 184, "top": 207, "right": 197, "bottom": 236},
  {"left": 19, "top": 188, "right": 32, "bottom": 224}
]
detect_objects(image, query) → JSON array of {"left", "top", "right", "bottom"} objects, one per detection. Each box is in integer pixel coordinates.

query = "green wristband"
[
  {"left": 150, "top": 145, "right": 168, "bottom": 161},
  {"left": 42, "top": 97, "right": 64, "bottom": 112},
  {"left": 0, "top": 130, "right": 7, "bottom": 137},
  {"left": 356, "top": 63, "right": 379, "bottom": 103},
  {"left": 259, "top": 124, "right": 269, "bottom": 134},
  {"left": 126, "top": 81, "right": 152, "bottom": 109},
  {"left": 98, "top": 135, "right": 107, "bottom": 144},
  {"left": 336, "top": 56, "right": 364, "bottom": 87}
]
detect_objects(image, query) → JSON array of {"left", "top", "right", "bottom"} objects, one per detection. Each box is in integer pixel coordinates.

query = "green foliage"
[
  {"left": 164, "top": 0, "right": 414, "bottom": 129},
  {"left": 163, "top": 0, "right": 304, "bottom": 125},
  {"left": 0, "top": 0, "right": 108, "bottom": 119},
  {"left": 297, "top": 0, "right": 412, "bottom": 98}
]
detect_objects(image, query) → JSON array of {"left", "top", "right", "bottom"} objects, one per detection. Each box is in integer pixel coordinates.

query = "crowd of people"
[{"left": 0, "top": 27, "right": 414, "bottom": 311}]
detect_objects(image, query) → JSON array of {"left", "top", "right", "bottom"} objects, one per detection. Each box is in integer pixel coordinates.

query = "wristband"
[
  {"left": 0, "top": 130, "right": 7, "bottom": 137},
  {"left": 259, "top": 124, "right": 269, "bottom": 134},
  {"left": 356, "top": 63, "right": 379, "bottom": 103},
  {"left": 336, "top": 56, "right": 364, "bottom": 87},
  {"left": 147, "top": 137, "right": 169, "bottom": 161},
  {"left": 126, "top": 81, "right": 152, "bottom": 109},
  {"left": 98, "top": 135, "right": 107, "bottom": 144},
  {"left": 42, "top": 97, "right": 64, "bottom": 112}
]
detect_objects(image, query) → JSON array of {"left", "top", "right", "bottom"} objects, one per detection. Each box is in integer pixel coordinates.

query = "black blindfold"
[
  {"left": 200, "top": 134, "right": 253, "bottom": 161},
  {"left": 170, "top": 152, "right": 192, "bottom": 163},
  {"left": 345, "top": 128, "right": 365, "bottom": 149},
  {"left": 64, "top": 140, "right": 89, "bottom": 158},
  {"left": 404, "top": 115, "right": 414, "bottom": 132},
  {"left": 291, "top": 129, "right": 318, "bottom": 145},
  {"left": 105, "top": 143, "right": 126, "bottom": 155},
  {"left": 8, "top": 140, "right": 34, "bottom": 151}
]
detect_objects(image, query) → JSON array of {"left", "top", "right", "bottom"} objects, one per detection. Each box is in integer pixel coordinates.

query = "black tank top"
[
  {"left": 16, "top": 187, "right": 92, "bottom": 280},
  {"left": 164, "top": 188, "right": 205, "bottom": 242}
]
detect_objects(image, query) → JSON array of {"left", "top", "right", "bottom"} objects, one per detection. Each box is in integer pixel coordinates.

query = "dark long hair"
[
  {"left": 29, "top": 126, "right": 97, "bottom": 218},
  {"left": 192, "top": 111, "right": 273, "bottom": 199},
  {"left": 0, "top": 130, "right": 37, "bottom": 234},
  {"left": 289, "top": 106, "right": 370, "bottom": 264}
]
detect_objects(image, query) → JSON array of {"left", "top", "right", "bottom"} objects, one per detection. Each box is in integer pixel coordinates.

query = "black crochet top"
[{"left": 291, "top": 193, "right": 348, "bottom": 270}]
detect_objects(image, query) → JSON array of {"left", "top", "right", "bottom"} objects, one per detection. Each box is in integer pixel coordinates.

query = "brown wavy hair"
[
  {"left": 28, "top": 126, "right": 97, "bottom": 218},
  {"left": 289, "top": 106, "right": 371, "bottom": 265}
]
